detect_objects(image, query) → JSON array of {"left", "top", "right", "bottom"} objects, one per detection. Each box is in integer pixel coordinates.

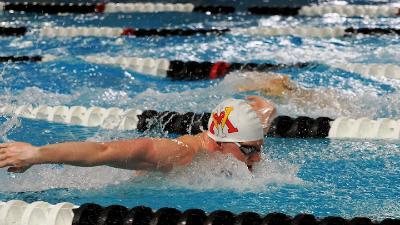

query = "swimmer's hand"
[
  {"left": 246, "top": 95, "right": 276, "bottom": 134},
  {"left": 0, "top": 142, "right": 38, "bottom": 173}
]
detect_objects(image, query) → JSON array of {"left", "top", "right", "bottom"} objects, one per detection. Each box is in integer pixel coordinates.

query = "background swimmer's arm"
[
  {"left": 237, "top": 80, "right": 266, "bottom": 92},
  {"left": 237, "top": 74, "right": 275, "bottom": 92},
  {"left": 0, "top": 138, "right": 198, "bottom": 173}
]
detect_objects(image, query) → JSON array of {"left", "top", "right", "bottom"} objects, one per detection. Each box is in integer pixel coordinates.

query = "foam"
[
  {"left": 0, "top": 115, "right": 20, "bottom": 142},
  {"left": 8, "top": 40, "right": 33, "bottom": 49},
  {"left": 0, "top": 165, "right": 133, "bottom": 192},
  {"left": 153, "top": 152, "right": 303, "bottom": 192},
  {"left": 0, "top": 87, "right": 76, "bottom": 106}
]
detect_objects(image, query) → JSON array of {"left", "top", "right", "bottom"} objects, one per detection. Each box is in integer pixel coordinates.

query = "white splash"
[
  {"left": 0, "top": 149, "right": 302, "bottom": 193},
  {"left": 0, "top": 87, "right": 77, "bottom": 106},
  {"left": 0, "top": 165, "right": 134, "bottom": 192},
  {"left": 128, "top": 79, "right": 238, "bottom": 112},
  {"left": 9, "top": 39, "right": 33, "bottom": 49},
  {"left": 0, "top": 116, "right": 21, "bottom": 143},
  {"left": 162, "top": 152, "right": 303, "bottom": 192}
]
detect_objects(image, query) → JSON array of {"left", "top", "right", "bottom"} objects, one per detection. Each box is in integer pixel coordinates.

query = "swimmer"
[
  {"left": 238, "top": 73, "right": 296, "bottom": 98},
  {"left": 237, "top": 72, "right": 346, "bottom": 109},
  {"left": 0, "top": 96, "right": 276, "bottom": 173}
]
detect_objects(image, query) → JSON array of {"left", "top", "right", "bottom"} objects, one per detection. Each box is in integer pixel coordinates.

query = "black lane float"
[{"left": 71, "top": 203, "right": 400, "bottom": 225}]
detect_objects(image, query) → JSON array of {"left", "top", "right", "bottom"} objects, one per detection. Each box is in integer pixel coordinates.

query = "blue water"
[{"left": 1, "top": 1, "right": 400, "bottom": 220}]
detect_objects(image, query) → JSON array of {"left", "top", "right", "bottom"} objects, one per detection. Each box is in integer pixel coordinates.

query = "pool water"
[{"left": 1, "top": 0, "right": 400, "bottom": 220}]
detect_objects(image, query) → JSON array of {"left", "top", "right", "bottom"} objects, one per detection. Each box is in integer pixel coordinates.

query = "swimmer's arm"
[
  {"left": 35, "top": 140, "right": 151, "bottom": 169},
  {"left": 0, "top": 138, "right": 197, "bottom": 173},
  {"left": 237, "top": 73, "right": 289, "bottom": 92},
  {"left": 237, "top": 77, "right": 270, "bottom": 92}
]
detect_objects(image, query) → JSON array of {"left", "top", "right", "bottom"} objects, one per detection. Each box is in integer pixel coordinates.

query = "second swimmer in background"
[{"left": 236, "top": 72, "right": 353, "bottom": 113}]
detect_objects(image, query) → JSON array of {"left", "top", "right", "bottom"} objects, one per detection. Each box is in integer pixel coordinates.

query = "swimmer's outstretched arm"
[{"left": 0, "top": 136, "right": 199, "bottom": 173}]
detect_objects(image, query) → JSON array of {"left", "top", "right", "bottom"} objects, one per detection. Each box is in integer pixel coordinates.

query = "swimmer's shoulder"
[{"left": 176, "top": 132, "right": 207, "bottom": 154}]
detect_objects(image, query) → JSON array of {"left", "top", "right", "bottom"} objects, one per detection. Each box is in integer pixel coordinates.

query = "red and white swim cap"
[{"left": 207, "top": 98, "right": 264, "bottom": 142}]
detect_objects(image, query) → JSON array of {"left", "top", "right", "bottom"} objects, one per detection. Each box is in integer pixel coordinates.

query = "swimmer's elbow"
[{"left": 84, "top": 143, "right": 110, "bottom": 166}]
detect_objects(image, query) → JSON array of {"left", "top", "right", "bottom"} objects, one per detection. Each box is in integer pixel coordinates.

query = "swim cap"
[{"left": 207, "top": 98, "right": 264, "bottom": 142}]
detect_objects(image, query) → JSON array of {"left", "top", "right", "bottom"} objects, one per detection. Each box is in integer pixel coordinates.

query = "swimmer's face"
[{"left": 216, "top": 140, "right": 263, "bottom": 171}]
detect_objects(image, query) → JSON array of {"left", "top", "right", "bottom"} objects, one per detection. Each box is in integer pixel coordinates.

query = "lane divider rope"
[
  {"left": 0, "top": 55, "right": 57, "bottom": 63},
  {"left": 79, "top": 55, "right": 310, "bottom": 80},
  {"left": 0, "top": 55, "right": 43, "bottom": 63},
  {"left": 331, "top": 62, "right": 400, "bottom": 79},
  {"left": 40, "top": 27, "right": 230, "bottom": 37},
  {"left": 2, "top": 104, "right": 400, "bottom": 139},
  {"left": 0, "top": 104, "right": 142, "bottom": 131},
  {"left": 229, "top": 26, "right": 397, "bottom": 38},
  {"left": 0, "top": 200, "right": 77, "bottom": 225},
  {"left": 0, "top": 26, "right": 27, "bottom": 36},
  {"left": 78, "top": 55, "right": 400, "bottom": 80},
  {"left": 250, "top": 5, "right": 400, "bottom": 17},
  {"left": 3, "top": 26, "right": 400, "bottom": 38},
  {"left": 0, "top": 2, "right": 233, "bottom": 14},
  {"left": 0, "top": 200, "right": 399, "bottom": 225},
  {"left": 36, "top": 26, "right": 400, "bottom": 38},
  {"left": 2, "top": 54, "right": 400, "bottom": 80},
  {"left": 0, "top": 3, "right": 399, "bottom": 17}
]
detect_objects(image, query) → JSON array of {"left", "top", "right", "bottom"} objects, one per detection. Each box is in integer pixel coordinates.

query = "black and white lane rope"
[
  {"left": 0, "top": 2, "right": 399, "bottom": 17},
  {"left": 35, "top": 26, "right": 400, "bottom": 38},
  {"left": 68, "top": 55, "right": 400, "bottom": 81},
  {"left": 2, "top": 54, "right": 400, "bottom": 80},
  {"left": 248, "top": 5, "right": 400, "bottom": 17},
  {"left": 0, "top": 55, "right": 42, "bottom": 63},
  {"left": 0, "top": 54, "right": 308, "bottom": 80},
  {"left": 40, "top": 27, "right": 230, "bottom": 37},
  {"left": 0, "top": 26, "right": 27, "bottom": 36},
  {"left": 1, "top": 104, "right": 400, "bottom": 139},
  {"left": 80, "top": 55, "right": 310, "bottom": 80},
  {"left": 0, "top": 201, "right": 399, "bottom": 225},
  {"left": 0, "top": 2, "right": 233, "bottom": 14},
  {"left": 3, "top": 26, "right": 400, "bottom": 38}
]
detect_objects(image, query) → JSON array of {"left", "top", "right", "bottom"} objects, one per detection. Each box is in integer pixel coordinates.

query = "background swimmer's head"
[
  {"left": 236, "top": 73, "right": 294, "bottom": 97},
  {"left": 260, "top": 75, "right": 295, "bottom": 97}
]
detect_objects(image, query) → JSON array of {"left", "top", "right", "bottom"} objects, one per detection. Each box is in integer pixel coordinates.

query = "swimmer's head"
[
  {"left": 207, "top": 98, "right": 264, "bottom": 143},
  {"left": 261, "top": 75, "right": 294, "bottom": 97}
]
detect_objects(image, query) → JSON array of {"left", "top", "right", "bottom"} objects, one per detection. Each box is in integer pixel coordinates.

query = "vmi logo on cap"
[{"left": 209, "top": 106, "right": 239, "bottom": 137}]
